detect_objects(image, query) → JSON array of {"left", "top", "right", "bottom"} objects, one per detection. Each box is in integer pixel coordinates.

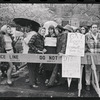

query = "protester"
[
  {"left": 45, "top": 25, "right": 67, "bottom": 87},
  {"left": 85, "top": 23, "right": 100, "bottom": 91},
  {"left": 0, "top": 25, "right": 16, "bottom": 86},
  {"left": 22, "top": 26, "right": 37, "bottom": 54},
  {"left": 0, "top": 31, "right": 8, "bottom": 78},
  {"left": 43, "top": 25, "right": 57, "bottom": 87},
  {"left": 27, "top": 27, "right": 46, "bottom": 88},
  {"left": 80, "top": 26, "right": 89, "bottom": 87},
  {"left": 56, "top": 25, "right": 68, "bottom": 86},
  {"left": 80, "top": 26, "right": 88, "bottom": 35},
  {"left": 22, "top": 26, "right": 37, "bottom": 83}
]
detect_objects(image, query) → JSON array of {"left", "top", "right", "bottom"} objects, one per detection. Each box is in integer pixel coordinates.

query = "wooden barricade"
[{"left": 0, "top": 53, "right": 99, "bottom": 97}]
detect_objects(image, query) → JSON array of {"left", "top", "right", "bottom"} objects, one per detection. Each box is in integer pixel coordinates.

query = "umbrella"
[
  {"left": 43, "top": 21, "right": 58, "bottom": 35},
  {"left": 13, "top": 18, "right": 40, "bottom": 32}
]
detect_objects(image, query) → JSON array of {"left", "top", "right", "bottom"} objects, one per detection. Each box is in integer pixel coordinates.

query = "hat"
[
  {"left": 56, "top": 25, "right": 65, "bottom": 31},
  {"left": 63, "top": 25, "right": 73, "bottom": 32}
]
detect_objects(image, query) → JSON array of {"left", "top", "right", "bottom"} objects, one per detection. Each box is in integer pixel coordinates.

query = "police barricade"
[{"left": 0, "top": 53, "right": 99, "bottom": 97}]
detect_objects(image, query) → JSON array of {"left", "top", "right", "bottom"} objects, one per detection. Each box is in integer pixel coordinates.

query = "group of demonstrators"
[{"left": 0, "top": 22, "right": 99, "bottom": 92}]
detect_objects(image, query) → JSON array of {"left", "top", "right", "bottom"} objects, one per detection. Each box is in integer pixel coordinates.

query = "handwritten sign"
[
  {"left": 62, "top": 56, "right": 81, "bottom": 78},
  {"left": 66, "top": 33, "right": 85, "bottom": 56},
  {"left": 44, "top": 37, "right": 57, "bottom": 47}
]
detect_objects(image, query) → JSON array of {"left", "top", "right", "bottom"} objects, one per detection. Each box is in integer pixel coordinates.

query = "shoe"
[
  {"left": 6, "top": 81, "right": 13, "bottom": 86},
  {"left": 86, "top": 85, "right": 90, "bottom": 91},
  {"left": 30, "top": 85, "right": 38, "bottom": 88}
]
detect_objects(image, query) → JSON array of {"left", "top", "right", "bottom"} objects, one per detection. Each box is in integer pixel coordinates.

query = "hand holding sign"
[{"left": 43, "top": 49, "right": 47, "bottom": 53}]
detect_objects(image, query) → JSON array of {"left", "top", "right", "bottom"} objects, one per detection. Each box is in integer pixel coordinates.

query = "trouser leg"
[
  {"left": 34, "top": 63, "right": 39, "bottom": 82},
  {"left": 7, "top": 62, "right": 13, "bottom": 82},
  {"left": 58, "top": 64, "right": 65, "bottom": 84},
  {"left": 48, "top": 64, "right": 58, "bottom": 85},
  {"left": 28, "top": 63, "right": 39, "bottom": 85},
  {"left": 96, "top": 65, "right": 100, "bottom": 83},
  {"left": 85, "top": 65, "right": 92, "bottom": 85}
]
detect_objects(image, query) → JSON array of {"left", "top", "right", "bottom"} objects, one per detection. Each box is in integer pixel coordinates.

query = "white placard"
[
  {"left": 66, "top": 33, "right": 85, "bottom": 56},
  {"left": 44, "top": 37, "right": 57, "bottom": 47},
  {"left": 62, "top": 56, "right": 81, "bottom": 78}
]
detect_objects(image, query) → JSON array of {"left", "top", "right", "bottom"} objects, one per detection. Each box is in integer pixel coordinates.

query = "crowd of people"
[{"left": 0, "top": 22, "right": 99, "bottom": 92}]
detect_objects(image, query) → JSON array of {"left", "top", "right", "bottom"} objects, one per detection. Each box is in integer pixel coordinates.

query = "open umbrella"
[
  {"left": 13, "top": 18, "right": 40, "bottom": 32},
  {"left": 43, "top": 21, "right": 58, "bottom": 35}
]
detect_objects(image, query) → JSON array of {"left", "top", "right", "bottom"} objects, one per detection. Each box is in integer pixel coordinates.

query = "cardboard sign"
[
  {"left": 66, "top": 33, "right": 85, "bottom": 56},
  {"left": 62, "top": 56, "right": 81, "bottom": 78},
  {"left": 44, "top": 37, "right": 57, "bottom": 47}
]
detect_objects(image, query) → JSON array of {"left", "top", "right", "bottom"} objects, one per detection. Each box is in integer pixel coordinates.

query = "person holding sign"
[
  {"left": 46, "top": 25, "right": 67, "bottom": 87},
  {"left": 43, "top": 25, "right": 57, "bottom": 87},
  {"left": 27, "top": 27, "right": 47, "bottom": 88},
  {"left": 85, "top": 23, "right": 100, "bottom": 91}
]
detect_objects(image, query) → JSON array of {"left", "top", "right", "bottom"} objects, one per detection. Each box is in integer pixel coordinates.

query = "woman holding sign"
[
  {"left": 45, "top": 25, "right": 67, "bottom": 87},
  {"left": 43, "top": 25, "right": 57, "bottom": 87}
]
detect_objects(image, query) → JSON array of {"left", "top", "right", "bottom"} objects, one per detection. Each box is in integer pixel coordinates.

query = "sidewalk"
[{"left": 0, "top": 67, "right": 98, "bottom": 97}]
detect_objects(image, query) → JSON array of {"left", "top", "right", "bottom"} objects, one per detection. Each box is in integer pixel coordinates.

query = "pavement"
[{"left": 0, "top": 66, "right": 98, "bottom": 97}]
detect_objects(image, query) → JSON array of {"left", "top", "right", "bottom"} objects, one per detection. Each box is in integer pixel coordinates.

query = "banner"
[
  {"left": 66, "top": 33, "right": 85, "bottom": 56},
  {"left": 62, "top": 56, "right": 81, "bottom": 78},
  {"left": 0, "top": 53, "right": 61, "bottom": 64},
  {"left": 0, "top": 53, "right": 95, "bottom": 65},
  {"left": 44, "top": 37, "right": 57, "bottom": 47}
]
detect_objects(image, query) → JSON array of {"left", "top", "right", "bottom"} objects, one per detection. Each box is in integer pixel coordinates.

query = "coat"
[
  {"left": 43, "top": 34, "right": 57, "bottom": 71},
  {"left": 85, "top": 31, "right": 100, "bottom": 64},
  {"left": 57, "top": 32, "right": 68, "bottom": 54},
  {"left": 28, "top": 33, "right": 44, "bottom": 54},
  {"left": 85, "top": 32, "right": 100, "bottom": 53}
]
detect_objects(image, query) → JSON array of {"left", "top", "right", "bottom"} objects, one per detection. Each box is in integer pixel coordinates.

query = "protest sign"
[
  {"left": 66, "top": 33, "right": 85, "bottom": 56},
  {"left": 62, "top": 56, "right": 81, "bottom": 78},
  {"left": 44, "top": 37, "right": 57, "bottom": 47}
]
